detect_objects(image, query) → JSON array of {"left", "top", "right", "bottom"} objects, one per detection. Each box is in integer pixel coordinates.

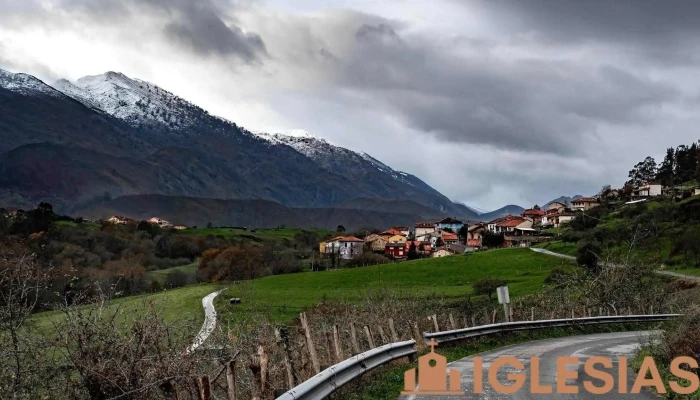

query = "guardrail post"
[
  {"left": 350, "top": 323, "right": 360, "bottom": 355},
  {"left": 363, "top": 325, "right": 375, "bottom": 349},
  {"left": 332, "top": 325, "right": 343, "bottom": 362},
  {"left": 388, "top": 318, "right": 399, "bottom": 342},
  {"left": 300, "top": 312, "right": 320, "bottom": 374}
]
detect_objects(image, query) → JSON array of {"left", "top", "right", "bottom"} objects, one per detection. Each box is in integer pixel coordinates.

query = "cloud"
[{"left": 2, "top": 0, "right": 700, "bottom": 209}]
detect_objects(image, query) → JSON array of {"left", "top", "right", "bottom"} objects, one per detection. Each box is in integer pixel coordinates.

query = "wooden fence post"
[
  {"left": 378, "top": 326, "right": 388, "bottom": 344},
  {"left": 484, "top": 309, "right": 489, "bottom": 325},
  {"left": 471, "top": 315, "right": 476, "bottom": 327},
  {"left": 463, "top": 316, "right": 469, "bottom": 328},
  {"left": 363, "top": 325, "right": 375, "bottom": 349},
  {"left": 350, "top": 323, "right": 360, "bottom": 355},
  {"left": 259, "top": 345, "right": 271, "bottom": 399},
  {"left": 300, "top": 313, "right": 320, "bottom": 374},
  {"left": 388, "top": 318, "right": 399, "bottom": 342},
  {"left": 531, "top": 307, "right": 535, "bottom": 321},
  {"left": 275, "top": 327, "right": 296, "bottom": 390},
  {"left": 491, "top": 309, "right": 497, "bottom": 324},
  {"left": 448, "top": 314, "right": 456, "bottom": 330},
  {"left": 332, "top": 325, "right": 343, "bottom": 362},
  {"left": 226, "top": 361, "right": 238, "bottom": 400},
  {"left": 412, "top": 321, "right": 425, "bottom": 350},
  {"left": 196, "top": 376, "right": 212, "bottom": 400},
  {"left": 249, "top": 355, "right": 262, "bottom": 400},
  {"left": 430, "top": 315, "right": 440, "bottom": 332}
]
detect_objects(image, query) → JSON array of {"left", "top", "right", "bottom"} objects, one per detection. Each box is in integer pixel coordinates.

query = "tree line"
[{"left": 627, "top": 140, "right": 700, "bottom": 187}]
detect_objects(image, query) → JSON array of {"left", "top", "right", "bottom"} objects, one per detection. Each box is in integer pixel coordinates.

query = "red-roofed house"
[
  {"left": 380, "top": 228, "right": 406, "bottom": 238},
  {"left": 405, "top": 241, "right": 432, "bottom": 256},
  {"left": 385, "top": 242, "right": 406, "bottom": 259},
  {"left": 391, "top": 226, "right": 411, "bottom": 236},
  {"left": 442, "top": 232, "right": 459, "bottom": 244},
  {"left": 495, "top": 217, "right": 532, "bottom": 234},
  {"left": 522, "top": 209, "right": 546, "bottom": 221}
]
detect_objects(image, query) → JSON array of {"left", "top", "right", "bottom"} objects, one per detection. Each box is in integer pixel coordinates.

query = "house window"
[
  {"left": 399, "top": 250, "right": 403, "bottom": 255},
  {"left": 344, "top": 243, "right": 348, "bottom": 247}
]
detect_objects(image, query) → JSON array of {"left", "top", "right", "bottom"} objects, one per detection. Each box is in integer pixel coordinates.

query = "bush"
[
  {"left": 345, "top": 252, "right": 391, "bottom": 268},
  {"left": 472, "top": 276, "right": 508, "bottom": 300},
  {"left": 544, "top": 267, "right": 571, "bottom": 285},
  {"left": 164, "top": 270, "right": 192, "bottom": 289},
  {"left": 576, "top": 241, "right": 602, "bottom": 273}
]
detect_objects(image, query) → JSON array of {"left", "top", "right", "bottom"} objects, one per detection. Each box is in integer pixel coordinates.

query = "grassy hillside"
[
  {"left": 216, "top": 248, "right": 572, "bottom": 322},
  {"left": 30, "top": 248, "right": 572, "bottom": 328},
  {"left": 180, "top": 227, "right": 333, "bottom": 242}
]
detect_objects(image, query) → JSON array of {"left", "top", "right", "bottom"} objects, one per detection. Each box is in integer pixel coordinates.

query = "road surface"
[
  {"left": 399, "top": 331, "right": 657, "bottom": 399},
  {"left": 186, "top": 289, "right": 224, "bottom": 354},
  {"left": 530, "top": 247, "right": 700, "bottom": 282}
]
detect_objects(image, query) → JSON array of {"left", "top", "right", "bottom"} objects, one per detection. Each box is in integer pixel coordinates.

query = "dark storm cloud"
[
  {"left": 0, "top": 0, "right": 267, "bottom": 62},
  {"left": 333, "top": 23, "right": 680, "bottom": 154},
  {"left": 147, "top": 0, "right": 267, "bottom": 61},
  {"left": 465, "top": 0, "right": 700, "bottom": 66}
]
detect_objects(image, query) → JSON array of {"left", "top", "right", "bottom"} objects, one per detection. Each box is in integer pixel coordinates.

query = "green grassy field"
[
  {"left": 533, "top": 241, "right": 578, "bottom": 256},
  {"left": 216, "top": 248, "right": 573, "bottom": 322},
  {"left": 30, "top": 248, "right": 573, "bottom": 330},
  {"left": 179, "top": 227, "right": 333, "bottom": 242},
  {"left": 149, "top": 263, "right": 198, "bottom": 283}
]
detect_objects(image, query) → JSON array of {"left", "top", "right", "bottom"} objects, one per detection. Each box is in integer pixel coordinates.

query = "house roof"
[
  {"left": 442, "top": 233, "right": 458, "bottom": 241},
  {"left": 339, "top": 236, "right": 364, "bottom": 242},
  {"left": 516, "top": 227, "right": 536, "bottom": 231},
  {"left": 468, "top": 223, "right": 485, "bottom": 231},
  {"left": 467, "top": 239, "right": 481, "bottom": 247},
  {"left": 522, "top": 209, "right": 546, "bottom": 216},
  {"left": 405, "top": 240, "right": 432, "bottom": 249},
  {"left": 380, "top": 228, "right": 406, "bottom": 237},
  {"left": 436, "top": 217, "right": 463, "bottom": 224},
  {"left": 391, "top": 226, "right": 410, "bottom": 231},
  {"left": 496, "top": 217, "right": 527, "bottom": 227},
  {"left": 488, "top": 215, "right": 517, "bottom": 225},
  {"left": 415, "top": 222, "right": 434, "bottom": 228},
  {"left": 572, "top": 197, "right": 597, "bottom": 204}
]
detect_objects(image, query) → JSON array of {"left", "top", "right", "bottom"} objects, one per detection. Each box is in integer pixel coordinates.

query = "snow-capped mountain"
[
  {"left": 53, "top": 72, "right": 207, "bottom": 130},
  {"left": 0, "top": 69, "right": 63, "bottom": 98},
  {"left": 2, "top": 67, "right": 478, "bottom": 221}
]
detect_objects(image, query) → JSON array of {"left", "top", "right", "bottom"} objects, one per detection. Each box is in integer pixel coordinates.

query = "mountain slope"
[
  {"left": 544, "top": 195, "right": 583, "bottom": 207},
  {"left": 75, "top": 194, "right": 422, "bottom": 230},
  {"left": 1, "top": 68, "right": 469, "bottom": 221},
  {"left": 477, "top": 205, "right": 525, "bottom": 222}
]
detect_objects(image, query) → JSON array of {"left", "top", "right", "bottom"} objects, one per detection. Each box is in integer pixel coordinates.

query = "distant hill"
[
  {"left": 475, "top": 205, "right": 525, "bottom": 222},
  {"left": 544, "top": 195, "right": 583, "bottom": 207},
  {"left": 75, "top": 194, "right": 426, "bottom": 231},
  {"left": 338, "top": 197, "right": 480, "bottom": 221}
]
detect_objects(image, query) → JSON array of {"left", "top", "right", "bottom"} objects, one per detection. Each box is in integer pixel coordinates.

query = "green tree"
[
  {"left": 472, "top": 277, "right": 508, "bottom": 300},
  {"left": 407, "top": 241, "right": 419, "bottom": 260},
  {"left": 627, "top": 156, "right": 657, "bottom": 187},
  {"left": 655, "top": 147, "right": 676, "bottom": 186},
  {"left": 576, "top": 241, "right": 602, "bottom": 274}
]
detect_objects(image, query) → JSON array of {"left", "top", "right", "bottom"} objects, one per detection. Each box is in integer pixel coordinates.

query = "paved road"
[
  {"left": 186, "top": 289, "right": 224, "bottom": 354},
  {"left": 399, "top": 331, "right": 657, "bottom": 400},
  {"left": 530, "top": 247, "right": 700, "bottom": 282}
]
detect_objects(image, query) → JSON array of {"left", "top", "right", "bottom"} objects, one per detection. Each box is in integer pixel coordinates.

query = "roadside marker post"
[{"left": 497, "top": 286, "right": 511, "bottom": 323}]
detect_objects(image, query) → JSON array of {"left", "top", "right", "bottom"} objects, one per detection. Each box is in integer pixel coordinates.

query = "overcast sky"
[{"left": 2, "top": 0, "right": 700, "bottom": 210}]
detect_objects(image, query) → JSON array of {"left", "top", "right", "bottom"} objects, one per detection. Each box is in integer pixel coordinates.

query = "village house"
[
  {"left": 521, "top": 209, "right": 546, "bottom": 222},
  {"left": 387, "top": 234, "right": 408, "bottom": 244},
  {"left": 541, "top": 209, "right": 559, "bottom": 228},
  {"left": 107, "top": 215, "right": 133, "bottom": 225},
  {"left": 546, "top": 202, "right": 568, "bottom": 213},
  {"left": 325, "top": 236, "right": 364, "bottom": 259},
  {"left": 405, "top": 241, "right": 432, "bottom": 255},
  {"left": 364, "top": 234, "right": 388, "bottom": 252},
  {"left": 467, "top": 223, "right": 486, "bottom": 247},
  {"left": 435, "top": 217, "right": 463, "bottom": 232},
  {"left": 632, "top": 181, "right": 662, "bottom": 199},
  {"left": 380, "top": 228, "right": 405, "bottom": 239},
  {"left": 571, "top": 197, "right": 598, "bottom": 211},
  {"left": 487, "top": 216, "right": 510, "bottom": 233},
  {"left": 442, "top": 232, "right": 459, "bottom": 245},
  {"left": 385, "top": 242, "right": 406, "bottom": 259},
  {"left": 173, "top": 225, "right": 187, "bottom": 230},
  {"left": 414, "top": 222, "right": 435, "bottom": 238},
  {"left": 148, "top": 217, "right": 172, "bottom": 228},
  {"left": 495, "top": 217, "right": 531, "bottom": 234},
  {"left": 390, "top": 226, "right": 411, "bottom": 236},
  {"left": 432, "top": 244, "right": 465, "bottom": 258}
]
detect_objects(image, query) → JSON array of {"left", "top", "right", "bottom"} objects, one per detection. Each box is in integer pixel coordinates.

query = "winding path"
[
  {"left": 186, "top": 289, "right": 225, "bottom": 354},
  {"left": 530, "top": 247, "right": 700, "bottom": 282}
]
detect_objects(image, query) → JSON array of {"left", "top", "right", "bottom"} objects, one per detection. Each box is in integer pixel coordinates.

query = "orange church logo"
[{"left": 402, "top": 339, "right": 464, "bottom": 396}]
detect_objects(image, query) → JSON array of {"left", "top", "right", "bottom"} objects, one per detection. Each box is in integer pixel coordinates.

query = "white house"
[
  {"left": 632, "top": 182, "right": 662, "bottom": 199},
  {"left": 571, "top": 197, "right": 599, "bottom": 211},
  {"left": 325, "top": 236, "right": 364, "bottom": 260},
  {"left": 107, "top": 216, "right": 132, "bottom": 225},
  {"left": 148, "top": 217, "right": 172, "bottom": 228},
  {"left": 414, "top": 222, "right": 435, "bottom": 238}
]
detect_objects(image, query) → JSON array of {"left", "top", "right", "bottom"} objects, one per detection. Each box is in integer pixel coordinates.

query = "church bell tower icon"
[{"left": 402, "top": 339, "right": 463, "bottom": 395}]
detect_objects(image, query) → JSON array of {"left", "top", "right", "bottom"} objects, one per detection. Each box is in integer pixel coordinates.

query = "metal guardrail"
[
  {"left": 425, "top": 314, "right": 681, "bottom": 344},
  {"left": 276, "top": 314, "right": 679, "bottom": 399},
  {"left": 276, "top": 339, "right": 416, "bottom": 400}
]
